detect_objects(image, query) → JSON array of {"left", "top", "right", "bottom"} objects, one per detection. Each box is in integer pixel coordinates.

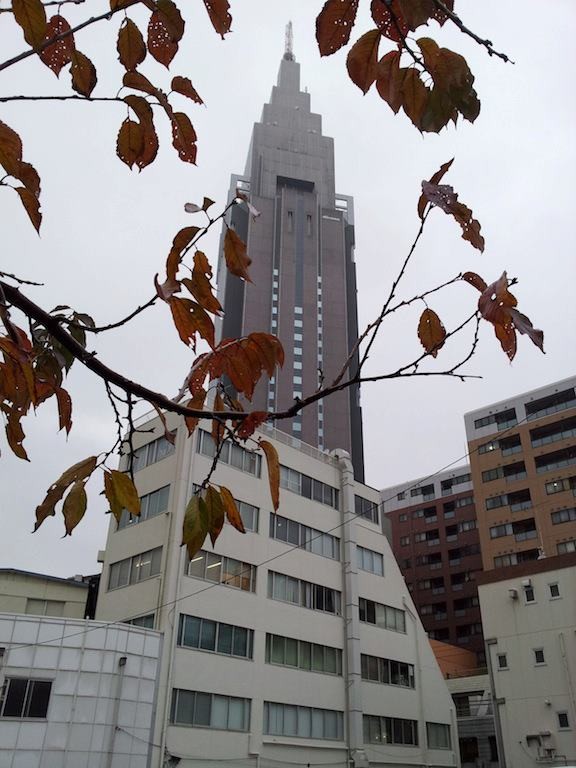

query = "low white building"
[
  {"left": 478, "top": 552, "right": 576, "bottom": 767},
  {"left": 96, "top": 414, "right": 459, "bottom": 767},
  {"left": 0, "top": 614, "right": 162, "bottom": 768},
  {"left": 0, "top": 569, "right": 89, "bottom": 619}
]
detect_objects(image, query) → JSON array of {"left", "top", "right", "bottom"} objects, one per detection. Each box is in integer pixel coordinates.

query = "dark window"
[
  {"left": 558, "top": 711, "right": 570, "bottom": 729},
  {"left": 489, "top": 735, "right": 499, "bottom": 761},
  {"left": 460, "top": 736, "right": 479, "bottom": 762},
  {"left": 1, "top": 679, "right": 52, "bottom": 718}
]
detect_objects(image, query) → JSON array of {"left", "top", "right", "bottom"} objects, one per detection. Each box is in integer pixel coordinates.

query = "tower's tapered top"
[{"left": 284, "top": 21, "right": 294, "bottom": 61}]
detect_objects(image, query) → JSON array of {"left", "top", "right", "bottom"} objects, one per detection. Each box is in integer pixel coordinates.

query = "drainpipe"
[
  {"left": 333, "top": 449, "right": 369, "bottom": 768},
  {"left": 485, "top": 638, "right": 507, "bottom": 768},
  {"left": 104, "top": 655, "right": 127, "bottom": 768},
  {"left": 402, "top": 599, "right": 428, "bottom": 767},
  {"left": 559, "top": 632, "right": 576, "bottom": 722}
]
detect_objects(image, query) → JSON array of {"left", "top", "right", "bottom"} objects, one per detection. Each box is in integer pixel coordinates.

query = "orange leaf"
[
  {"left": 181, "top": 250, "right": 222, "bottom": 315},
  {"left": 183, "top": 387, "right": 206, "bottom": 435},
  {"left": 211, "top": 390, "right": 225, "bottom": 444},
  {"left": 116, "top": 118, "right": 144, "bottom": 169},
  {"left": 237, "top": 411, "right": 268, "bottom": 440},
  {"left": 171, "top": 75, "right": 203, "bottom": 104},
  {"left": 316, "top": 0, "right": 359, "bottom": 57},
  {"left": 417, "top": 308, "right": 446, "bottom": 358},
  {"left": 202, "top": 0, "right": 231, "bottom": 38},
  {"left": 117, "top": 18, "right": 146, "bottom": 71},
  {"left": 39, "top": 15, "right": 74, "bottom": 76},
  {"left": 108, "top": 469, "right": 140, "bottom": 516},
  {"left": 346, "top": 29, "right": 381, "bottom": 94},
  {"left": 259, "top": 439, "right": 280, "bottom": 511},
  {"left": 219, "top": 486, "right": 245, "bottom": 534},
  {"left": 15, "top": 186, "right": 41, "bottom": 232},
  {"left": 494, "top": 321, "right": 517, "bottom": 362},
  {"left": 12, "top": 0, "right": 46, "bottom": 49},
  {"left": 70, "top": 50, "right": 97, "bottom": 97},
  {"left": 171, "top": 112, "right": 197, "bottom": 163},
  {"left": 169, "top": 296, "right": 215, "bottom": 349},
  {"left": 224, "top": 228, "right": 251, "bottom": 281}
]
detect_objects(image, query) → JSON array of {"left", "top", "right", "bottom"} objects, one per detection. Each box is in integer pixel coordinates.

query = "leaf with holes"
[
  {"left": 237, "top": 411, "right": 268, "bottom": 440},
  {"left": 124, "top": 95, "right": 158, "bottom": 169},
  {"left": 183, "top": 387, "right": 206, "bottom": 436},
  {"left": 397, "top": 0, "right": 435, "bottom": 29},
  {"left": 421, "top": 180, "right": 484, "bottom": 252},
  {"left": 171, "top": 76, "right": 203, "bottom": 104},
  {"left": 202, "top": 0, "right": 231, "bottom": 38},
  {"left": 219, "top": 486, "right": 245, "bottom": 534},
  {"left": 508, "top": 308, "right": 544, "bottom": 354},
  {"left": 418, "top": 159, "right": 453, "bottom": 219},
  {"left": 70, "top": 50, "right": 97, "bottom": 97},
  {"left": 181, "top": 251, "right": 222, "bottom": 315},
  {"left": 116, "top": 119, "right": 145, "bottom": 169},
  {"left": 35, "top": 456, "right": 97, "bottom": 531},
  {"left": 62, "top": 480, "right": 87, "bottom": 536},
  {"left": 147, "top": 0, "right": 184, "bottom": 67},
  {"left": 117, "top": 18, "right": 146, "bottom": 71},
  {"left": 15, "top": 187, "right": 41, "bottom": 232},
  {"left": 260, "top": 439, "right": 280, "bottom": 511},
  {"left": 417, "top": 308, "right": 446, "bottom": 358},
  {"left": 346, "top": 29, "right": 381, "bottom": 94},
  {"left": 5, "top": 413, "right": 28, "bottom": 461},
  {"left": 224, "top": 228, "right": 251, "bottom": 281},
  {"left": 370, "top": 0, "right": 408, "bottom": 42},
  {"left": 431, "top": 0, "right": 454, "bottom": 25},
  {"left": 12, "top": 0, "right": 46, "bottom": 49},
  {"left": 171, "top": 112, "right": 197, "bottom": 163},
  {"left": 316, "top": 0, "right": 359, "bottom": 56},
  {"left": 182, "top": 494, "right": 208, "bottom": 558},
  {"left": 461, "top": 271, "right": 487, "bottom": 293},
  {"left": 169, "top": 296, "right": 215, "bottom": 349},
  {"left": 39, "top": 15, "right": 74, "bottom": 76}
]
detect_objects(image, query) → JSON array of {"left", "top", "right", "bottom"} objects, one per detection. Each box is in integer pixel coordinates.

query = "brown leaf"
[
  {"left": 421, "top": 180, "right": 484, "bottom": 251},
  {"left": 346, "top": 29, "right": 381, "bottom": 94},
  {"left": 224, "top": 228, "right": 251, "bottom": 281},
  {"left": 237, "top": 411, "right": 268, "bottom": 440},
  {"left": 62, "top": 480, "right": 87, "bottom": 536},
  {"left": 401, "top": 68, "right": 429, "bottom": 128},
  {"left": 155, "top": 273, "right": 180, "bottom": 302},
  {"left": 103, "top": 470, "right": 122, "bottom": 523},
  {"left": 219, "top": 486, "right": 245, "bottom": 534},
  {"left": 171, "top": 75, "right": 203, "bottom": 104},
  {"left": 181, "top": 250, "right": 222, "bottom": 315},
  {"left": 39, "top": 15, "right": 74, "bottom": 76},
  {"left": 12, "top": 0, "right": 46, "bottom": 49},
  {"left": 259, "top": 439, "right": 280, "bottom": 511},
  {"left": 169, "top": 296, "right": 215, "bottom": 349},
  {"left": 211, "top": 390, "right": 225, "bottom": 444},
  {"left": 123, "top": 70, "right": 157, "bottom": 96},
  {"left": 15, "top": 186, "right": 41, "bottom": 232},
  {"left": 370, "top": 0, "right": 408, "bottom": 42},
  {"left": 12, "top": 161, "right": 41, "bottom": 199},
  {"left": 116, "top": 118, "right": 144, "bottom": 169},
  {"left": 35, "top": 456, "right": 97, "bottom": 531},
  {"left": 183, "top": 387, "right": 206, "bottom": 435},
  {"left": 418, "top": 39, "right": 480, "bottom": 124},
  {"left": 205, "top": 485, "right": 224, "bottom": 547},
  {"left": 417, "top": 308, "right": 446, "bottom": 357},
  {"left": 461, "top": 271, "right": 487, "bottom": 293},
  {"left": 494, "top": 321, "right": 517, "bottom": 362},
  {"left": 182, "top": 494, "right": 208, "bottom": 558},
  {"left": 70, "top": 50, "right": 97, "bottom": 97},
  {"left": 124, "top": 94, "right": 158, "bottom": 169},
  {"left": 316, "top": 0, "right": 359, "bottom": 56},
  {"left": 375, "top": 50, "right": 403, "bottom": 113},
  {"left": 418, "top": 158, "right": 453, "bottom": 219},
  {"left": 108, "top": 469, "right": 140, "bottom": 516},
  {"left": 0, "top": 121, "right": 23, "bottom": 170},
  {"left": 147, "top": 0, "right": 184, "bottom": 67},
  {"left": 508, "top": 308, "right": 544, "bottom": 354},
  {"left": 117, "top": 18, "right": 146, "bottom": 71},
  {"left": 171, "top": 112, "right": 197, "bottom": 163},
  {"left": 151, "top": 404, "right": 176, "bottom": 445},
  {"left": 202, "top": 0, "right": 232, "bottom": 38},
  {"left": 397, "top": 0, "right": 435, "bottom": 29},
  {"left": 6, "top": 413, "right": 28, "bottom": 461},
  {"left": 55, "top": 386, "right": 72, "bottom": 434},
  {"left": 432, "top": 0, "right": 454, "bottom": 25}
]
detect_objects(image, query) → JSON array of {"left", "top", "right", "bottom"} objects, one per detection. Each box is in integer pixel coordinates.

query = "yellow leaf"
[
  {"left": 62, "top": 480, "right": 87, "bottom": 536},
  {"left": 259, "top": 439, "right": 280, "bottom": 511}
]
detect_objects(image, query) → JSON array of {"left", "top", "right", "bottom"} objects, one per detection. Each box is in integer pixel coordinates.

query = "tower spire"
[{"left": 284, "top": 21, "right": 294, "bottom": 61}]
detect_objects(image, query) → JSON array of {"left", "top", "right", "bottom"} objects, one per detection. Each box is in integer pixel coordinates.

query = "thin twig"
[
  {"left": 431, "top": 0, "right": 513, "bottom": 64},
  {"left": 0, "top": 270, "right": 43, "bottom": 286},
  {"left": 0, "top": 95, "right": 126, "bottom": 104},
  {"left": 0, "top": 0, "right": 85, "bottom": 12}
]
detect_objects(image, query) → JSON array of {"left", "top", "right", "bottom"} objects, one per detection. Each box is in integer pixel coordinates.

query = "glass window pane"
[
  {"left": 230, "top": 443, "right": 243, "bottom": 469},
  {"left": 324, "top": 647, "right": 337, "bottom": 674},
  {"left": 271, "top": 635, "right": 285, "bottom": 664},
  {"left": 211, "top": 695, "right": 228, "bottom": 729},
  {"left": 297, "top": 707, "right": 311, "bottom": 737},
  {"left": 385, "top": 606, "right": 397, "bottom": 630},
  {"left": 274, "top": 573, "right": 286, "bottom": 601},
  {"left": 311, "top": 709, "right": 324, "bottom": 738},
  {"left": 232, "top": 627, "right": 248, "bottom": 658},
  {"left": 287, "top": 520, "right": 299, "bottom": 545},
  {"left": 284, "top": 705, "right": 297, "bottom": 735},
  {"left": 300, "top": 641, "right": 311, "bottom": 670},
  {"left": 228, "top": 698, "right": 246, "bottom": 731},
  {"left": 222, "top": 557, "right": 242, "bottom": 588},
  {"left": 240, "top": 564, "right": 253, "bottom": 592},
  {"left": 188, "top": 551, "right": 206, "bottom": 579},
  {"left": 312, "top": 645, "right": 324, "bottom": 671},
  {"left": 174, "top": 689, "right": 194, "bottom": 725},
  {"left": 285, "top": 637, "right": 298, "bottom": 667},
  {"left": 3, "top": 679, "right": 28, "bottom": 717},
  {"left": 324, "top": 710, "right": 338, "bottom": 739},
  {"left": 369, "top": 716, "right": 381, "bottom": 743},
  {"left": 286, "top": 576, "right": 300, "bottom": 604},
  {"left": 205, "top": 552, "right": 222, "bottom": 582},
  {"left": 217, "top": 623, "right": 233, "bottom": 655},
  {"left": 117, "top": 558, "right": 131, "bottom": 587},
  {"left": 194, "top": 693, "right": 211, "bottom": 726},
  {"left": 267, "top": 703, "right": 283, "bottom": 735},
  {"left": 390, "top": 661, "right": 400, "bottom": 685},
  {"left": 181, "top": 615, "right": 200, "bottom": 648},
  {"left": 375, "top": 603, "right": 387, "bottom": 628},
  {"left": 199, "top": 620, "right": 216, "bottom": 651},
  {"left": 150, "top": 547, "right": 162, "bottom": 575}
]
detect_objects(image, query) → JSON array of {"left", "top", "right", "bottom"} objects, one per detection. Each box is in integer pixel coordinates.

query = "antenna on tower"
[{"left": 284, "top": 21, "right": 294, "bottom": 61}]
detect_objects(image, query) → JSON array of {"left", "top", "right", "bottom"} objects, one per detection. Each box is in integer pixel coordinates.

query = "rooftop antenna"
[{"left": 284, "top": 21, "right": 294, "bottom": 61}]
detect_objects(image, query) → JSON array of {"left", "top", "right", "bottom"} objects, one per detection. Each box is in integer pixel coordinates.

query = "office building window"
[
  {"left": 545, "top": 476, "right": 576, "bottom": 495},
  {"left": 354, "top": 495, "right": 379, "bottom": 524},
  {"left": 551, "top": 507, "right": 576, "bottom": 525},
  {"left": 178, "top": 614, "right": 254, "bottom": 659},
  {"left": 124, "top": 614, "right": 155, "bottom": 629},
  {"left": 363, "top": 715, "right": 418, "bottom": 745},
  {"left": 533, "top": 648, "right": 545, "bottom": 665},
  {"left": 267, "top": 571, "right": 341, "bottom": 615},
  {"left": 549, "top": 582, "right": 560, "bottom": 598},
  {"left": 558, "top": 712, "right": 570, "bottom": 729},
  {"left": 269, "top": 513, "right": 339, "bottom": 559},
  {"left": 524, "top": 585, "right": 536, "bottom": 602},
  {"left": 170, "top": 689, "right": 250, "bottom": 731},
  {"left": 186, "top": 550, "right": 256, "bottom": 592},
  {"left": 117, "top": 485, "right": 170, "bottom": 529},
  {"left": 557, "top": 539, "right": 576, "bottom": 554},
  {"left": 279, "top": 465, "right": 339, "bottom": 508},
  {"left": 361, "top": 654, "right": 415, "bottom": 688},
  {"left": 25, "top": 599, "right": 65, "bottom": 617},
  {"left": 197, "top": 430, "right": 261, "bottom": 476},
  {"left": 497, "top": 653, "right": 508, "bottom": 669},
  {"left": 359, "top": 598, "right": 406, "bottom": 632},
  {"left": 265, "top": 634, "right": 342, "bottom": 675},
  {"left": 264, "top": 702, "right": 343, "bottom": 740},
  {"left": 357, "top": 546, "right": 384, "bottom": 575},
  {"left": 108, "top": 547, "right": 162, "bottom": 590},
  {"left": 0, "top": 679, "right": 52, "bottom": 719},
  {"left": 131, "top": 433, "right": 176, "bottom": 471},
  {"left": 427, "top": 722, "right": 451, "bottom": 749},
  {"left": 400, "top": 536, "right": 410, "bottom": 546},
  {"left": 494, "top": 549, "right": 539, "bottom": 568},
  {"left": 525, "top": 387, "right": 576, "bottom": 420}
]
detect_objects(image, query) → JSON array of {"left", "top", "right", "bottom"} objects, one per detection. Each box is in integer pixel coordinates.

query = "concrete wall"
[{"left": 0, "top": 571, "right": 88, "bottom": 619}]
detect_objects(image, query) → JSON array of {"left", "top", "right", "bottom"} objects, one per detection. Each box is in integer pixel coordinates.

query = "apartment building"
[
  {"left": 95, "top": 412, "right": 459, "bottom": 768},
  {"left": 465, "top": 377, "right": 576, "bottom": 571},
  {"left": 383, "top": 468, "right": 484, "bottom": 663}
]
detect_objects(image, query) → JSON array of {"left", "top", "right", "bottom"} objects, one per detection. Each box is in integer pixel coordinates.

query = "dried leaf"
[
  {"left": 224, "top": 228, "right": 251, "bottom": 281},
  {"left": 12, "top": 0, "right": 46, "bottom": 49},
  {"left": 151, "top": 404, "right": 176, "bottom": 445},
  {"left": 375, "top": 50, "right": 403, "bottom": 113},
  {"left": 171, "top": 112, "right": 197, "bottom": 163},
  {"left": 401, "top": 68, "right": 429, "bottom": 128},
  {"left": 169, "top": 296, "right": 215, "bottom": 349},
  {"left": 237, "top": 411, "right": 268, "bottom": 440},
  {"left": 461, "top": 271, "right": 487, "bottom": 293},
  {"left": 211, "top": 390, "right": 225, "bottom": 444},
  {"left": 202, "top": 0, "right": 231, "bottom": 38},
  {"left": 259, "top": 439, "right": 280, "bottom": 511},
  {"left": 418, "top": 158, "right": 453, "bottom": 219},
  {"left": 70, "top": 50, "right": 97, "bottom": 97},
  {"left": 12, "top": 161, "right": 40, "bottom": 199},
  {"left": 0, "top": 120, "right": 23, "bottom": 169},
  {"left": 123, "top": 70, "right": 157, "bottom": 96},
  {"left": 508, "top": 308, "right": 544, "bottom": 353},
  {"left": 316, "top": 0, "right": 359, "bottom": 56},
  {"left": 417, "top": 308, "right": 446, "bottom": 357},
  {"left": 219, "top": 486, "right": 245, "bottom": 533},
  {"left": 182, "top": 494, "right": 208, "bottom": 558},
  {"left": 370, "top": 0, "right": 408, "bottom": 42},
  {"left": 55, "top": 386, "right": 72, "bottom": 434},
  {"left": 35, "top": 456, "right": 97, "bottom": 531},
  {"left": 62, "top": 480, "right": 87, "bottom": 536},
  {"left": 171, "top": 75, "right": 203, "bottom": 104},
  {"left": 147, "top": 0, "right": 184, "bottom": 67},
  {"left": 15, "top": 186, "right": 41, "bottom": 232},
  {"left": 346, "top": 29, "right": 381, "bottom": 94},
  {"left": 205, "top": 485, "right": 224, "bottom": 547},
  {"left": 6, "top": 413, "right": 28, "bottom": 461},
  {"left": 117, "top": 18, "right": 146, "bottom": 71},
  {"left": 116, "top": 118, "right": 144, "bottom": 169},
  {"left": 421, "top": 180, "right": 484, "bottom": 251},
  {"left": 397, "top": 0, "right": 435, "bottom": 29},
  {"left": 181, "top": 250, "right": 222, "bottom": 315},
  {"left": 183, "top": 387, "right": 206, "bottom": 435},
  {"left": 39, "top": 15, "right": 74, "bottom": 76},
  {"left": 107, "top": 469, "right": 140, "bottom": 516},
  {"left": 124, "top": 94, "right": 158, "bottom": 169},
  {"left": 235, "top": 191, "right": 260, "bottom": 219}
]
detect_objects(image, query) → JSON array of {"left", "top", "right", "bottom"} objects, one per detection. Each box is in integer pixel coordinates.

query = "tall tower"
[{"left": 218, "top": 32, "right": 365, "bottom": 480}]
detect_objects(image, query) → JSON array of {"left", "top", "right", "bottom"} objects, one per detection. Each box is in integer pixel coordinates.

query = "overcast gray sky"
[{"left": 1, "top": 1, "right": 574, "bottom": 576}]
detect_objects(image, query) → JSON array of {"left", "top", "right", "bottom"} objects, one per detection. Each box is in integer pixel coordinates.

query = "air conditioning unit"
[
  {"left": 522, "top": 578, "right": 533, "bottom": 587},
  {"left": 508, "top": 588, "right": 519, "bottom": 600}
]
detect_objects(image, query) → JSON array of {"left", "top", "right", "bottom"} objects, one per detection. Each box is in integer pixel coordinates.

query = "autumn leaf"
[
  {"left": 346, "top": 29, "right": 381, "bottom": 94},
  {"left": 211, "top": 389, "right": 225, "bottom": 444},
  {"left": 116, "top": 119, "right": 144, "bottom": 169},
  {"left": 35, "top": 456, "right": 97, "bottom": 531},
  {"left": 397, "top": 0, "right": 435, "bottom": 30},
  {"left": 401, "top": 68, "right": 429, "bottom": 128},
  {"left": 202, "top": 0, "right": 232, "bottom": 38},
  {"left": 417, "top": 38, "right": 480, "bottom": 124},
  {"left": 219, "top": 486, "right": 245, "bottom": 534},
  {"left": 151, "top": 404, "right": 176, "bottom": 445},
  {"left": 123, "top": 70, "right": 158, "bottom": 96},
  {"left": 169, "top": 296, "right": 215, "bottom": 349},
  {"left": 508, "top": 308, "right": 544, "bottom": 353},
  {"left": 182, "top": 494, "right": 208, "bottom": 558},
  {"left": 237, "top": 411, "right": 268, "bottom": 440},
  {"left": 0, "top": 121, "right": 23, "bottom": 169},
  {"left": 62, "top": 480, "right": 87, "bottom": 536},
  {"left": 224, "top": 228, "right": 251, "bottom": 281},
  {"left": 418, "top": 158, "right": 453, "bottom": 219},
  {"left": 417, "top": 308, "right": 446, "bottom": 357},
  {"left": 148, "top": 0, "right": 184, "bottom": 67},
  {"left": 70, "top": 50, "right": 97, "bottom": 97},
  {"left": 117, "top": 18, "right": 146, "bottom": 71},
  {"left": 205, "top": 485, "right": 224, "bottom": 547},
  {"left": 5, "top": 413, "right": 28, "bottom": 461},
  {"left": 15, "top": 187, "right": 42, "bottom": 232},
  {"left": 260, "top": 439, "right": 280, "bottom": 511},
  {"left": 109, "top": 469, "right": 141, "bottom": 517},
  {"left": 375, "top": 51, "right": 404, "bottom": 113},
  {"left": 39, "top": 15, "right": 74, "bottom": 76},
  {"left": 55, "top": 386, "right": 72, "bottom": 434},
  {"left": 461, "top": 271, "right": 487, "bottom": 293},
  {"left": 124, "top": 94, "right": 159, "bottom": 169},
  {"left": 171, "top": 76, "right": 203, "bottom": 104},
  {"left": 370, "top": 0, "right": 408, "bottom": 42},
  {"left": 12, "top": 0, "right": 47, "bottom": 50},
  {"left": 183, "top": 387, "right": 207, "bottom": 435},
  {"left": 171, "top": 112, "right": 197, "bottom": 163},
  {"left": 316, "top": 0, "right": 359, "bottom": 56},
  {"left": 421, "top": 173, "right": 484, "bottom": 252},
  {"left": 181, "top": 251, "right": 222, "bottom": 315}
]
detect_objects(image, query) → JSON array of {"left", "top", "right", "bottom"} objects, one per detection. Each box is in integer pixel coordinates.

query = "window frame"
[{"left": 0, "top": 678, "right": 52, "bottom": 719}]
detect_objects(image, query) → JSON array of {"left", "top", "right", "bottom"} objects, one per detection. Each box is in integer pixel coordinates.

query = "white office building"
[{"left": 96, "top": 413, "right": 459, "bottom": 767}]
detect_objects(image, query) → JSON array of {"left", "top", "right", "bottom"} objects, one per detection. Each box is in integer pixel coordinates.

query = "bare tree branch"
[{"left": 431, "top": 0, "right": 513, "bottom": 64}]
